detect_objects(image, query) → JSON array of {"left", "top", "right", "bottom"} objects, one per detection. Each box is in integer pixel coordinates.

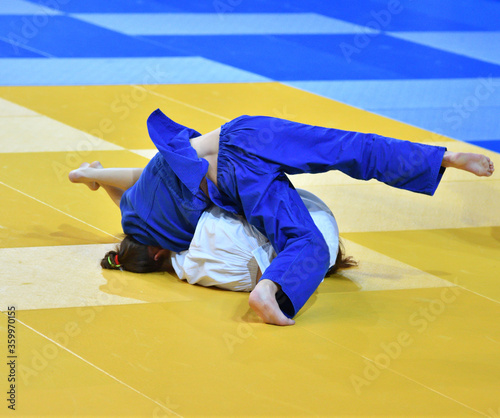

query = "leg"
[
  {"left": 69, "top": 165, "right": 143, "bottom": 190},
  {"left": 69, "top": 163, "right": 144, "bottom": 206},
  {"left": 221, "top": 116, "right": 493, "bottom": 196}
]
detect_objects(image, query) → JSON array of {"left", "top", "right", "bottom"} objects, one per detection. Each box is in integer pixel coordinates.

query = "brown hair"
[
  {"left": 101, "top": 235, "right": 171, "bottom": 273},
  {"left": 326, "top": 238, "right": 358, "bottom": 276}
]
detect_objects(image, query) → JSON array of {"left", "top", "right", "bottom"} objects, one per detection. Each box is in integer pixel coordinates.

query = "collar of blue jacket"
[
  {"left": 119, "top": 109, "right": 211, "bottom": 251},
  {"left": 147, "top": 108, "right": 208, "bottom": 195}
]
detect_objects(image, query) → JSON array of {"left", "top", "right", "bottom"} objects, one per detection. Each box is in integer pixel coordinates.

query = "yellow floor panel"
[
  {"left": 0, "top": 113, "right": 121, "bottom": 154},
  {"left": 7, "top": 299, "right": 487, "bottom": 417},
  {"left": 344, "top": 227, "right": 500, "bottom": 302},
  {"left": 0, "top": 83, "right": 455, "bottom": 151},
  {"left": 330, "top": 239, "right": 453, "bottom": 292},
  {"left": 305, "top": 287, "right": 500, "bottom": 415},
  {"left": 0, "top": 313, "right": 174, "bottom": 417},
  {"left": 0, "top": 244, "right": 149, "bottom": 310},
  {"left": 0, "top": 239, "right": 453, "bottom": 312},
  {"left": 0, "top": 183, "right": 113, "bottom": 248}
]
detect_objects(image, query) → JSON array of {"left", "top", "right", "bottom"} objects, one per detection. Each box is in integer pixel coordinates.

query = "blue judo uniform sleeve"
[{"left": 216, "top": 116, "right": 447, "bottom": 317}]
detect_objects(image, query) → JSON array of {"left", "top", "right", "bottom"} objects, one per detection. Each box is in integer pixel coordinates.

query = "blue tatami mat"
[{"left": 0, "top": 0, "right": 499, "bottom": 152}]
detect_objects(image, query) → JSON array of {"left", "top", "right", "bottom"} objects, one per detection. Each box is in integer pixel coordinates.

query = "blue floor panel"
[
  {"left": 25, "top": 0, "right": 190, "bottom": 13},
  {"left": 146, "top": 34, "right": 500, "bottom": 81},
  {"left": 145, "top": 34, "right": 401, "bottom": 81},
  {"left": 471, "top": 140, "right": 500, "bottom": 153},
  {"left": 399, "top": 0, "right": 500, "bottom": 31},
  {"left": 0, "top": 15, "right": 180, "bottom": 58},
  {"left": 0, "top": 57, "right": 271, "bottom": 86},
  {"left": 26, "top": 0, "right": 299, "bottom": 13},
  {"left": 26, "top": 0, "right": 500, "bottom": 32},
  {"left": 0, "top": 38, "right": 44, "bottom": 57},
  {"left": 283, "top": 34, "right": 500, "bottom": 79},
  {"left": 269, "top": 0, "right": 483, "bottom": 31}
]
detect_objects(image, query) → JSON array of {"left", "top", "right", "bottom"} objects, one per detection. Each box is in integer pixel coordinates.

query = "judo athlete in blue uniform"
[{"left": 69, "top": 109, "right": 494, "bottom": 325}]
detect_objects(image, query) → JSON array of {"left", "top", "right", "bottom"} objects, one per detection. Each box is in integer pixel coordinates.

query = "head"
[{"left": 101, "top": 235, "right": 172, "bottom": 273}]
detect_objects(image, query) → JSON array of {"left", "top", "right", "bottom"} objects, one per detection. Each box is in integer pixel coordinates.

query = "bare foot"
[
  {"left": 68, "top": 161, "right": 102, "bottom": 191},
  {"left": 249, "top": 279, "right": 295, "bottom": 326},
  {"left": 442, "top": 151, "right": 495, "bottom": 177}
]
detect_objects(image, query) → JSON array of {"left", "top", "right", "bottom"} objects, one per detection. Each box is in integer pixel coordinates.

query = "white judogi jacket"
[{"left": 171, "top": 189, "right": 339, "bottom": 292}]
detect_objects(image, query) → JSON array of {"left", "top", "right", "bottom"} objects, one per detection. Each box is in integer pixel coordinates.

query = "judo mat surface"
[{"left": 0, "top": 1, "right": 499, "bottom": 416}]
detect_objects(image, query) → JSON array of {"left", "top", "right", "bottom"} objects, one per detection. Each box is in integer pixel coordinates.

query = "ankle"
[
  {"left": 259, "top": 279, "right": 279, "bottom": 293},
  {"left": 442, "top": 151, "right": 457, "bottom": 168}
]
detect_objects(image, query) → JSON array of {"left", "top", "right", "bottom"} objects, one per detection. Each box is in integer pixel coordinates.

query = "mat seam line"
[
  {"left": 5, "top": 313, "right": 183, "bottom": 418},
  {"left": 0, "top": 181, "right": 120, "bottom": 240},
  {"left": 302, "top": 326, "right": 487, "bottom": 416}
]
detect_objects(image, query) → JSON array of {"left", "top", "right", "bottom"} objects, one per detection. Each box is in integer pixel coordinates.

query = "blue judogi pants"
[{"left": 214, "top": 116, "right": 447, "bottom": 318}]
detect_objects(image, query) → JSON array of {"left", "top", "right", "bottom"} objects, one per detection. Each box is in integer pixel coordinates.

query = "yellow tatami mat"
[{"left": 1, "top": 82, "right": 499, "bottom": 416}]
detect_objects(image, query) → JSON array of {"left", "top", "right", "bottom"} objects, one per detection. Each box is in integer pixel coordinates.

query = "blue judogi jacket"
[{"left": 120, "top": 110, "right": 212, "bottom": 252}]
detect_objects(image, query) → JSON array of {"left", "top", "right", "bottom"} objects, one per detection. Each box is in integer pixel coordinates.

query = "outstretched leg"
[
  {"left": 442, "top": 151, "right": 495, "bottom": 176},
  {"left": 221, "top": 116, "right": 495, "bottom": 198}
]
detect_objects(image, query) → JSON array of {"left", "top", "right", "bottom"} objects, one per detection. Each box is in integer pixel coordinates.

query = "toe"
[{"left": 90, "top": 161, "right": 103, "bottom": 169}]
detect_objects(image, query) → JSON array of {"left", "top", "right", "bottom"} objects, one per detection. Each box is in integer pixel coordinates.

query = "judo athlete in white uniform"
[{"left": 171, "top": 189, "right": 342, "bottom": 293}]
